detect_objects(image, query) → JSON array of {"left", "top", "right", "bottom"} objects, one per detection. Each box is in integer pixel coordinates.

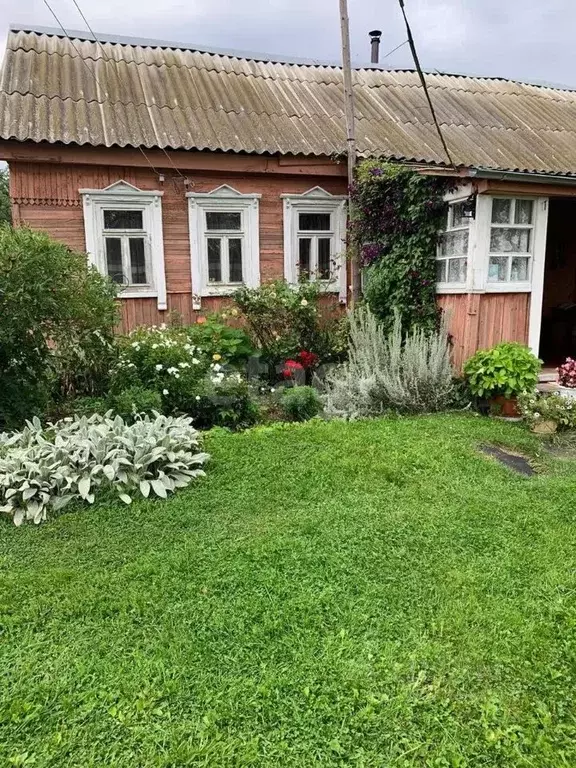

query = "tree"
[
  {"left": 0, "top": 226, "right": 118, "bottom": 427},
  {"left": 0, "top": 167, "right": 10, "bottom": 225}
]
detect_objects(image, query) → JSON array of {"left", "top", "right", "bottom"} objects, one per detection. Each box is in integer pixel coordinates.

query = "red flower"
[
  {"left": 282, "top": 359, "right": 304, "bottom": 379},
  {"left": 297, "top": 350, "right": 319, "bottom": 369}
]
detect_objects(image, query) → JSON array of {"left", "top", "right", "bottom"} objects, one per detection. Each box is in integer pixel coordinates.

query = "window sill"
[
  {"left": 435, "top": 284, "right": 468, "bottom": 294},
  {"left": 200, "top": 284, "right": 243, "bottom": 297},
  {"left": 118, "top": 289, "right": 158, "bottom": 300},
  {"left": 484, "top": 282, "right": 531, "bottom": 293}
]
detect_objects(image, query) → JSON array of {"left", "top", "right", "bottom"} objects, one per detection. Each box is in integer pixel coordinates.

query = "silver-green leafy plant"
[
  {"left": 323, "top": 306, "right": 454, "bottom": 418},
  {"left": 0, "top": 412, "right": 209, "bottom": 526}
]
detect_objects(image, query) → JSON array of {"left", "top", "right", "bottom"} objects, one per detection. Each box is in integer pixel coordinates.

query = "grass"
[{"left": 2, "top": 414, "right": 576, "bottom": 767}]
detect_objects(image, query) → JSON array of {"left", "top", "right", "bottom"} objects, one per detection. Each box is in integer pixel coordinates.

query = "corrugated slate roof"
[{"left": 3, "top": 25, "right": 576, "bottom": 175}]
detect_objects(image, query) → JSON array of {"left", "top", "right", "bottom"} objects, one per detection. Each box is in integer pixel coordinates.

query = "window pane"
[
  {"left": 490, "top": 227, "right": 531, "bottom": 253},
  {"left": 514, "top": 199, "right": 534, "bottom": 225},
  {"left": 436, "top": 260, "right": 447, "bottom": 282},
  {"left": 491, "top": 199, "right": 511, "bottom": 224},
  {"left": 129, "top": 238, "right": 147, "bottom": 284},
  {"left": 488, "top": 256, "right": 508, "bottom": 282},
  {"left": 450, "top": 202, "right": 469, "bottom": 229},
  {"left": 299, "top": 238, "right": 311, "bottom": 276},
  {"left": 228, "top": 238, "right": 243, "bottom": 283},
  {"left": 299, "top": 213, "right": 331, "bottom": 231},
  {"left": 511, "top": 256, "right": 529, "bottom": 282},
  {"left": 206, "top": 212, "right": 241, "bottom": 231},
  {"left": 103, "top": 210, "right": 143, "bottom": 229},
  {"left": 105, "top": 238, "right": 124, "bottom": 284},
  {"left": 207, "top": 238, "right": 222, "bottom": 282},
  {"left": 447, "top": 257, "right": 467, "bottom": 283},
  {"left": 440, "top": 230, "right": 468, "bottom": 256},
  {"left": 318, "top": 238, "right": 331, "bottom": 279}
]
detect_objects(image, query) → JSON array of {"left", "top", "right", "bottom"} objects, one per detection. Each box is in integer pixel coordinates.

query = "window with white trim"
[
  {"left": 488, "top": 197, "right": 534, "bottom": 283},
  {"left": 187, "top": 186, "right": 260, "bottom": 299},
  {"left": 80, "top": 181, "right": 167, "bottom": 309},
  {"left": 282, "top": 188, "right": 347, "bottom": 301},
  {"left": 436, "top": 201, "right": 470, "bottom": 284}
]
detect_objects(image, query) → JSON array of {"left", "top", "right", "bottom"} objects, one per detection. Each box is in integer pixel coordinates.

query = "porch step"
[
  {"left": 539, "top": 369, "right": 557, "bottom": 383},
  {"left": 537, "top": 368, "right": 559, "bottom": 393}
]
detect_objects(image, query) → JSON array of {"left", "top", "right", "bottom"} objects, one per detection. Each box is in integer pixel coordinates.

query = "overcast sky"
[{"left": 0, "top": 0, "right": 574, "bottom": 87}]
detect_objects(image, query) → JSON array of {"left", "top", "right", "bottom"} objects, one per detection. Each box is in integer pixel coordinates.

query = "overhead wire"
[{"left": 397, "top": 0, "right": 455, "bottom": 168}]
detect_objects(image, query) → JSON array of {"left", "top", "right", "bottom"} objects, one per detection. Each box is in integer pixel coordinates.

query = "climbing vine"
[{"left": 350, "top": 160, "right": 455, "bottom": 332}]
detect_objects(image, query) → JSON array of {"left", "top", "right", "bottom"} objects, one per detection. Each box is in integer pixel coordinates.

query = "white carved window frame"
[
  {"left": 80, "top": 180, "right": 167, "bottom": 309},
  {"left": 281, "top": 187, "right": 348, "bottom": 303},
  {"left": 187, "top": 185, "right": 261, "bottom": 303}
]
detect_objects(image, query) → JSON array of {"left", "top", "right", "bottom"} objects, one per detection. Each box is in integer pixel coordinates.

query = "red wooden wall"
[
  {"left": 9, "top": 158, "right": 347, "bottom": 328},
  {"left": 438, "top": 292, "right": 530, "bottom": 370}
]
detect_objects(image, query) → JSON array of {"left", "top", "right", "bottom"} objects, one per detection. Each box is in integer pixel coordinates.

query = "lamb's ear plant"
[{"left": 0, "top": 413, "right": 209, "bottom": 526}]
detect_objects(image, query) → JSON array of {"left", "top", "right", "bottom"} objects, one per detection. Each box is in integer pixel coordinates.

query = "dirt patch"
[{"left": 479, "top": 444, "right": 536, "bottom": 476}]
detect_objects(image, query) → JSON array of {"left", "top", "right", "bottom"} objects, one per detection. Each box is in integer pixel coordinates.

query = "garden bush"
[
  {"left": 110, "top": 324, "right": 258, "bottom": 429},
  {"left": 324, "top": 306, "right": 453, "bottom": 418},
  {"left": 0, "top": 413, "right": 209, "bottom": 525},
  {"left": 108, "top": 386, "right": 163, "bottom": 420},
  {"left": 186, "top": 313, "right": 254, "bottom": 367},
  {"left": 0, "top": 226, "right": 118, "bottom": 428},
  {"left": 188, "top": 374, "right": 260, "bottom": 430},
  {"left": 517, "top": 391, "right": 576, "bottom": 430},
  {"left": 234, "top": 280, "right": 347, "bottom": 376},
  {"left": 463, "top": 342, "right": 541, "bottom": 399},
  {"left": 280, "top": 386, "right": 322, "bottom": 421}
]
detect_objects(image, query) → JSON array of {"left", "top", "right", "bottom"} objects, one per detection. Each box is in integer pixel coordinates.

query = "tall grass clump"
[{"left": 324, "top": 306, "right": 454, "bottom": 418}]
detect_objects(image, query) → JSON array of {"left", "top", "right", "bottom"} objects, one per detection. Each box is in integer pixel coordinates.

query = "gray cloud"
[{"left": 0, "top": 0, "right": 574, "bottom": 88}]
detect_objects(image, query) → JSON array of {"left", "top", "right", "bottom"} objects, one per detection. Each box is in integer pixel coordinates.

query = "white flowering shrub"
[
  {"left": 105, "top": 324, "right": 259, "bottom": 430},
  {"left": 0, "top": 413, "right": 209, "bottom": 526}
]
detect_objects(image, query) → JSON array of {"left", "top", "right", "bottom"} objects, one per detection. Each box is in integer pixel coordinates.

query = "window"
[
  {"left": 436, "top": 201, "right": 470, "bottom": 284},
  {"left": 80, "top": 181, "right": 166, "bottom": 309},
  {"left": 102, "top": 209, "right": 148, "bottom": 286},
  {"left": 187, "top": 186, "right": 260, "bottom": 300},
  {"left": 282, "top": 188, "right": 347, "bottom": 301},
  {"left": 488, "top": 198, "right": 534, "bottom": 283}
]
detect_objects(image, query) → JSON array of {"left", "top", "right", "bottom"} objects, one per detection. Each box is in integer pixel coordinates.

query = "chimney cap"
[{"left": 369, "top": 29, "right": 382, "bottom": 38}]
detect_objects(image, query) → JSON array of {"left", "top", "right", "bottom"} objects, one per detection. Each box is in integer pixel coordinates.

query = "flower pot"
[
  {"left": 558, "top": 385, "right": 576, "bottom": 400},
  {"left": 531, "top": 419, "right": 558, "bottom": 435},
  {"left": 490, "top": 395, "right": 519, "bottom": 418}
]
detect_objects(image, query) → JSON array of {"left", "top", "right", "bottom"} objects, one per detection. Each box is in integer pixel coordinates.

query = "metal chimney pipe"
[{"left": 369, "top": 29, "right": 382, "bottom": 64}]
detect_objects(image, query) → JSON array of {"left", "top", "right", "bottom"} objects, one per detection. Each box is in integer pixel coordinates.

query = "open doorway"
[{"left": 538, "top": 198, "right": 576, "bottom": 366}]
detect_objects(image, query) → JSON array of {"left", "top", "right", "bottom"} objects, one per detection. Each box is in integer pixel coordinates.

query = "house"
[{"left": 3, "top": 25, "right": 576, "bottom": 368}]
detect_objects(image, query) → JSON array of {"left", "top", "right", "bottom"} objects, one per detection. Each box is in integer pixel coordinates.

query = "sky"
[{"left": 0, "top": 0, "right": 574, "bottom": 87}]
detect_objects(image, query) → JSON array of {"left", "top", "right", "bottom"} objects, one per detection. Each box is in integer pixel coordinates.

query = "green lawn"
[{"left": 2, "top": 415, "right": 576, "bottom": 767}]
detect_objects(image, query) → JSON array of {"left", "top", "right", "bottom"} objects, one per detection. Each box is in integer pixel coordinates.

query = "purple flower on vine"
[
  {"left": 361, "top": 242, "right": 381, "bottom": 266},
  {"left": 370, "top": 167, "right": 383, "bottom": 176}
]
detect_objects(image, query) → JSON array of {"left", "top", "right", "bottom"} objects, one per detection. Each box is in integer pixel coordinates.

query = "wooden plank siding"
[
  {"left": 438, "top": 293, "right": 530, "bottom": 370},
  {"left": 9, "top": 159, "right": 348, "bottom": 330}
]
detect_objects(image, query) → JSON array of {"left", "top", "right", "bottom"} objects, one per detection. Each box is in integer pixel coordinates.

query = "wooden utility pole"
[{"left": 339, "top": 0, "right": 360, "bottom": 304}]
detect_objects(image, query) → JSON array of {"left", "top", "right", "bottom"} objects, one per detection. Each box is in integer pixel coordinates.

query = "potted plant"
[
  {"left": 463, "top": 342, "right": 541, "bottom": 417},
  {"left": 517, "top": 392, "right": 576, "bottom": 434},
  {"left": 557, "top": 357, "right": 576, "bottom": 399}
]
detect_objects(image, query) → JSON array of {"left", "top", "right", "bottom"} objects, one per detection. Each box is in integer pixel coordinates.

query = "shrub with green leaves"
[
  {"left": 280, "top": 386, "right": 322, "bottom": 421},
  {"left": 0, "top": 226, "right": 118, "bottom": 428},
  {"left": 234, "top": 279, "right": 348, "bottom": 376},
  {"left": 108, "top": 386, "right": 163, "bottom": 420},
  {"left": 463, "top": 342, "right": 541, "bottom": 399},
  {"left": 186, "top": 314, "right": 254, "bottom": 366},
  {"left": 189, "top": 374, "right": 260, "bottom": 430},
  {"left": 0, "top": 413, "right": 209, "bottom": 525}
]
